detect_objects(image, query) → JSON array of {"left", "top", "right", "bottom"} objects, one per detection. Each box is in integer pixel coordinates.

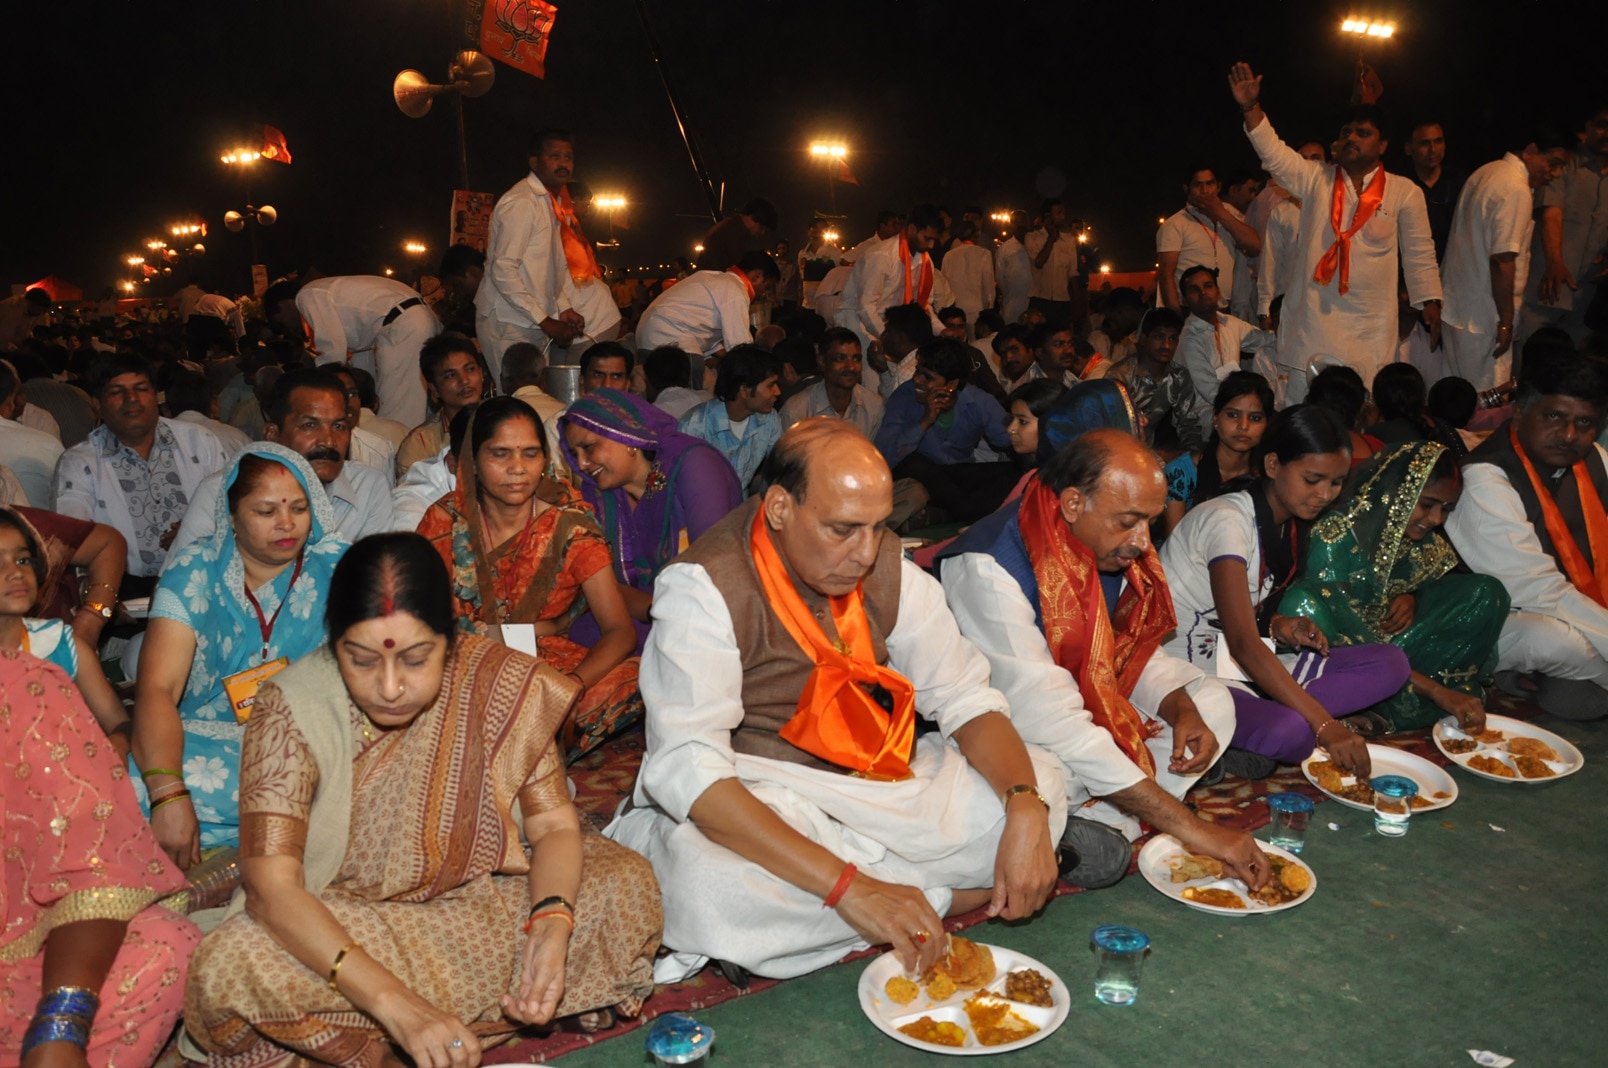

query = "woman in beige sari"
[{"left": 183, "top": 533, "right": 661, "bottom": 1068}]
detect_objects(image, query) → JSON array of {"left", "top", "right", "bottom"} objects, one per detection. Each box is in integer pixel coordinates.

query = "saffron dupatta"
[
  {"left": 749, "top": 510, "right": 916, "bottom": 780},
  {"left": 1509, "top": 424, "right": 1608, "bottom": 607},
  {"left": 1015, "top": 477, "right": 1172, "bottom": 776},
  {"left": 1313, "top": 164, "right": 1387, "bottom": 295}
]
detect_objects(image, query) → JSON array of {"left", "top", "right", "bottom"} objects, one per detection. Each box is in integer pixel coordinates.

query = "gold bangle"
[
  {"left": 1002, "top": 783, "right": 1050, "bottom": 813},
  {"left": 328, "top": 941, "right": 361, "bottom": 991}
]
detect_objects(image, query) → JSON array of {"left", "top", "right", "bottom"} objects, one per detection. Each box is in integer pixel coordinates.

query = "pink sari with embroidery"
[{"left": 0, "top": 651, "right": 200, "bottom": 1067}]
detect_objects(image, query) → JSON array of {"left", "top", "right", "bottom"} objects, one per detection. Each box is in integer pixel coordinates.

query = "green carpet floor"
[{"left": 558, "top": 715, "right": 1605, "bottom": 1067}]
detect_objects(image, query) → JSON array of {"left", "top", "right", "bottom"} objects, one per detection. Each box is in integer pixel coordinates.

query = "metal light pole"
[{"left": 809, "top": 141, "right": 847, "bottom": 215}]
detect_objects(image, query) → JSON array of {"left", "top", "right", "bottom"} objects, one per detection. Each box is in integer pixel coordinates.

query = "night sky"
[{"left": 2, "top": 0, "right": 1592, "bottom": 299}]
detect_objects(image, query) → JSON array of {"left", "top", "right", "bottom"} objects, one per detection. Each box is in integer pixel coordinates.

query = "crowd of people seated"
[{"left": 4, "top": 67, "right": 1608, "bottom": 1068}]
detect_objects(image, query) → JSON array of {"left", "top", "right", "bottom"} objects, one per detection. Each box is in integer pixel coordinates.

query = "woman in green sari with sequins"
[{"left": 1279, "top": 441, "right": 1509, "bottom": 732}]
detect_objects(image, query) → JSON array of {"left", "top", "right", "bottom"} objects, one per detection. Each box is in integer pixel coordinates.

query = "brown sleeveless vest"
[{"left": 674, "top": 497, "right": 906, "bottom": 773}]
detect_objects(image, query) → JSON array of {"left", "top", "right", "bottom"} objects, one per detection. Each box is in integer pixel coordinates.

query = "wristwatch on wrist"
[
  {"left": 81, "top": 601, "right": 114, "bottom": 619},
  {"left": 1002, "top": 783, "right": 1051, "bottom": 813}
]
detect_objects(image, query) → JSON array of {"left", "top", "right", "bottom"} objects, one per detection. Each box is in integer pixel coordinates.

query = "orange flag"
[
  {"left": 481, "top": 0, "right": 559, "bottom": 79},
  {"left": 261, "top": 125, "right": 292, "bottom": 164},
  {"left": 838, "top": 159, "right": 859, "bottom": 186}
]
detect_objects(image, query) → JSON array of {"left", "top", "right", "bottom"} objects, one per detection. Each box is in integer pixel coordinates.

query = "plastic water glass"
[
  {"left": 1091, "top": 925, "right": 1149, "bottom": 1005},
  {"left": 645, "top": 1013, "right": 715, "bottom": 1065},
  {"left": 1372, "top": 775, "right": 1418, "bottom": 837},
  {"left": 1265, "top": 793, "right": 1315, "bottom": 853}
]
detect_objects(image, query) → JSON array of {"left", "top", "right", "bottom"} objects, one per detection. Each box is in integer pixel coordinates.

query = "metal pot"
[{"left": 545, "top": 364, "right": 582, "bottom": 406}]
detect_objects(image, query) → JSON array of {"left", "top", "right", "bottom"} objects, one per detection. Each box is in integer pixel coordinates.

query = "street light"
[
  {"left": 822, "top": 229, "right": 839, "bottom": 245},
  {"left": 1341, "top": 17, "right": 1394, "bottom": 37},
  {"left": 808, "top": 140, "right": 849, "bottom": 213},
  {"left": 403, "top": 240, "right": 428, "bottom": 256},
  {"left": 1099, "top": 264, "right": 1113, "bottom": 275},
  {"left": 219, "top": 148, "right": 262, "bottom": 165},
  {"left": 592, "top": 194, "right": 627, "bottom": 247}
]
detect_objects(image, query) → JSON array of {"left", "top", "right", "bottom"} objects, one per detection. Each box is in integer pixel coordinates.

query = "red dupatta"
[{"left": 1016, "top": 478, "right": 1173, "bottom": 776}]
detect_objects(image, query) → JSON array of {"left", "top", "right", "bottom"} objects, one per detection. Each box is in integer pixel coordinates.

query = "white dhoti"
[
  {"left": 1440, "top": 323, "right": 1510, "bottom": 392},
  {"left": 1496, "top": 610, "right": 1608, "bottom": 688},
  {"left": 605, "top": 734, "right": 1068, "bottom": 981},
  {"left": 1065, "top": 676, "right": 1236, "bottom": 842}
]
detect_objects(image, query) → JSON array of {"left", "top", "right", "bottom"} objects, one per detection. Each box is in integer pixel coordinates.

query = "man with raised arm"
[
  {"left": 608, "top": 419, "right": 1064, "bottom": 981},
  {"left": 1227, "top": 62, "right": 1442, "bottom": 400}
]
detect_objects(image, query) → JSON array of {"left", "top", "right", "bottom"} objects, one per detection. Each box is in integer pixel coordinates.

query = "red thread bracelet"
[
  {"left": 524, "top": 910, "right": 576, "bottom": 935},
  {"left": 822, "top": 862, "right": 858, "bottom": 909}
]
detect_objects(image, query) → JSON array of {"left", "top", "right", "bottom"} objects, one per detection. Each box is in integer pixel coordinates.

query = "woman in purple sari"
[{"left": 559, "top": 389, "right": 743, "bottom": 648}]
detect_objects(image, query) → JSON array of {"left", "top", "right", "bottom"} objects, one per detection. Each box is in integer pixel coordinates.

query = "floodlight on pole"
[
  {"left": 808, "top": 140, "right": 849, "bottom": 213},
  {"left": 1341, "top": 18, "right": 1394, "bottom": 37}
]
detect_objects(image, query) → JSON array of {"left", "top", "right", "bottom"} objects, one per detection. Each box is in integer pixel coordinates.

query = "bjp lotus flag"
[
  {"left": 481, "top": 0, "right": 559, "bottom": 79},
  {"left": 261, "top": 125, "right": 292, "bottom": 165}
]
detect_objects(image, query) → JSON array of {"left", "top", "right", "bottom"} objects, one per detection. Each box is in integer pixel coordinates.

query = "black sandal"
[{"left": 1340, "top": 710, "right": 1390, "bottom": 738}]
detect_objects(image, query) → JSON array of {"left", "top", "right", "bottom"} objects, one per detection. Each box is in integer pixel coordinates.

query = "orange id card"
[{"left": 222, "top": 658, "right": 289, "bottom": 724}]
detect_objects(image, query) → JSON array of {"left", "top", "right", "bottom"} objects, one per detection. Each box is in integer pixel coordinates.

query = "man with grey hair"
[{"left": 608, "top": 418, "right": 1064, "bottom": 982}]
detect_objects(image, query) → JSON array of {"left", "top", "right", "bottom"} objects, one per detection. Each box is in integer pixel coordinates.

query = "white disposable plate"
[
  {"left": 1301, "top": 744, "right": 1458, "bottom": 812},
  {"left": 858, "top": 942, "right": 1069, "bottom": 1055},
  {"left": 899, "top": 536, "right": 927, "bottom": 551},
  {"left": 121, "top": 596, "right": 150, "bottom": 619},
  {"left": 1137, "top": 833, "right": 1315, "bottom": 917},
  {"left": 1432, "top": 714, "right": 1583, "bottom": 784}
]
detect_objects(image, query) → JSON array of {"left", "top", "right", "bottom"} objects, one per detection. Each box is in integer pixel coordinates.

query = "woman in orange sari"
[{"left": 417, "top": 397, "right": 642, "bottom": 760}]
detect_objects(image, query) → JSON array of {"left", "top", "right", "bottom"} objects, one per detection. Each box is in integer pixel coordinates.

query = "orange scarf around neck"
[
  {"left": 750, "top": 509, "right": 916, "bottom": 779},
  {"left": 1313, "top": 164, "right": 1387, "bottom": 295},
  {"left": 552, "top": 186, "right": 601, "bottom": 285},
  {"left": 1016, "top": 478, "right": 1172, "bottom": 776},
  {"left": 898, "top": 235, "right": 934, "bottom": 308},
  {"left": 1509, "top": 424, "right": 1608, "bottom": 607}
]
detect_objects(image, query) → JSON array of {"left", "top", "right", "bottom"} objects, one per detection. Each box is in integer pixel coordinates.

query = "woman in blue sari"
[{"left": 132, "top": 443, "right": 348, "bottom": 868}]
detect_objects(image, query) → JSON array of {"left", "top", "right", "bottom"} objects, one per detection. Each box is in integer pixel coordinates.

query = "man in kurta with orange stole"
[
  {"left": 607, "top": 418, "right": 1065, "bottom": 981},
  {"left": 940, "top": 430, "right": 1269, "bottom": 887},
  {"left": 1445, "top": 345, "right": 1608, "bottom": 720}
]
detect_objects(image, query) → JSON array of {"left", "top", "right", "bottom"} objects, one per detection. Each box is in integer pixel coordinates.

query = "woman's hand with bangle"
[
  {"left": 502, "top": 910, "right": 570, "bottom": 1026},
  {"left": 368, "top": 985, "right": 482, "bottom": 1068},
  {"left": 22, "top": 1041, "right": 91, "bottom": 1068},
  {"left": 149, "top": 791, "right": 201, "bottom": 870}
]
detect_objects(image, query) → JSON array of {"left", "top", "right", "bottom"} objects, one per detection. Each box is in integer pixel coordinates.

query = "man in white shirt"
[
  {"left": 345, "top": 366, "right": 410, "bottom": 451},
  {"left": 52, "top": 356, "right": 228, "bottom": 588},
  {"left": 797, "top": 221, "right": 842, "bottom": 291},
  {"left": 941, "top": 220, "right": 996, "bottom": 335},
  {"left": 1023, "top": 200, "right": 1081, "bottom": 327},
  {"left": 779, "top": 327, "right": 884, "bottom": 440},
  {"left": 1156, "top": 166, "right": 1263, "bottom": 313},
  {"left": 636, "top": 252, "right": 777, "bottom": 359},
  {"left": 996, "top": 211, "right": 1034, "bottom": 326},
  {"left": 940, "top": 429, "right": 1266, "bottom": 878},
  {"left": 474, "top": 129, "right": 591, "bottom": 378},
  {"left": 1229, "top": 63, "right": 1442, "bottom": 400},
  {"left": 329, "top": 366, "right": 398, "bottom": 488},
  {"left": 837, "top": 204, "right": 954, "bottom": 347},
  {"left": 642, "top": 346, "right": 710, "bottom": 422},
  {"left": 1518, "top": 107, "right": 1608, "bottom": 345},
  {"left": 1444, "top": 347, "right": 1608, "bottom": 720},
  {"left": 1177, "top": 265, "right": 1278, "bottom": 422},
  {"left": 1439, "top": 133, "right": 1572, "bottom": 391},
  {"left": 166, "top": 368, "right": 252, "bottom": 460},
  {"left": 0, "top": 361, "right": 63, "bottom": 507},
  {"left": 606, "top": 420, "right": 1064, "bottom": 981},
  {"left": 169, "top": 368, "right": 395, "bottom": 557},
  {"left": 390, "top": 444, "right": 455, "bottom": 533},
  {"left": 263, "top": 276, "right": 443, "bottom": 428},
  {"left": 838, "top": 210, "right": 902, "bottom": 265}
]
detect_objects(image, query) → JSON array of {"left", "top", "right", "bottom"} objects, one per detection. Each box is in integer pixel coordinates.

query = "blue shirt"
[
  {"left": 677, "top": 398, "right": 783, "bottom": 492},
  {"left": 874, "top": 381, "right": 1011, "bottom": 468}
]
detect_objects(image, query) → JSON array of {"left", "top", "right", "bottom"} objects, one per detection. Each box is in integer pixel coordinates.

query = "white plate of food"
[
  {"left": 858, "top": 937, "right": 1069, "bottom": 1055},
  {"left": 1301, "top": 744, "right": 1458, "bottom": 812},
  {"left": 1432, "top": 714, "right": 1583, "bottom": 783},
  {"left": 1136, "top": 833, "right": 1315, "bottom": 916},
  {"left": 120, "top": 596, "right": 150, "bottom": 619}
]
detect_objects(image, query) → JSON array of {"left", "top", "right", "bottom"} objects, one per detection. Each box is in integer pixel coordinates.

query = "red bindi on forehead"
[{"left": 383, "top": 638, "right": 395, "bottom": 648}]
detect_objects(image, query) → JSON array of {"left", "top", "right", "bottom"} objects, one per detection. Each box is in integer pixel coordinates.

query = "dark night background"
[{"left": 1, "top": 0, "right": 1594, "bottom": 298}]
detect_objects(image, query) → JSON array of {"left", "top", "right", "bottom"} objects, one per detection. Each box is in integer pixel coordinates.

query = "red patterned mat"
[{"left": 488, "top": 714, "right": 1519, "bottom": 1062}]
